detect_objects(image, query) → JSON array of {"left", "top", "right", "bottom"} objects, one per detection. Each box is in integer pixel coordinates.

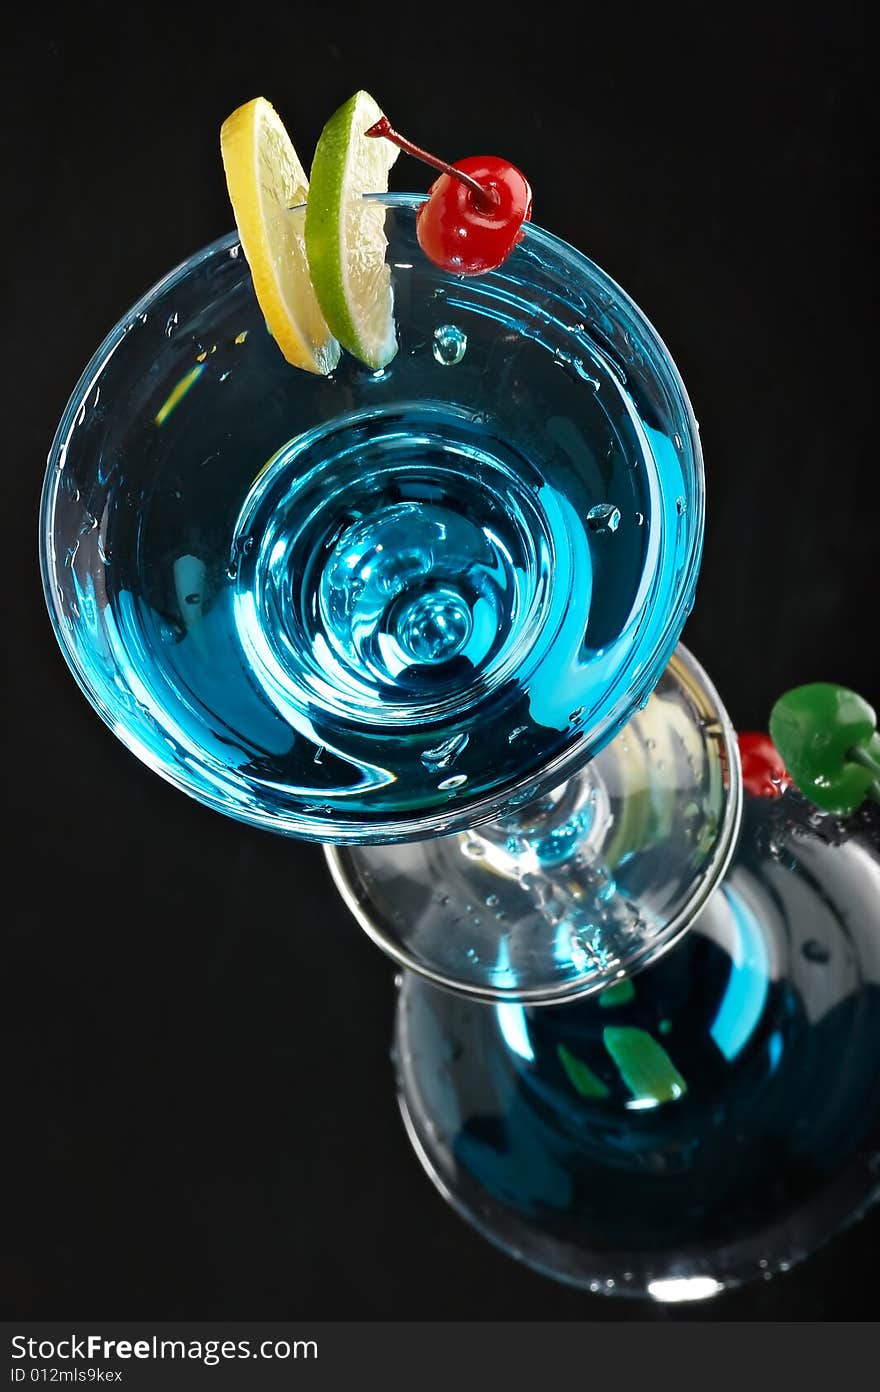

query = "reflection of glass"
[
  {"left": 41, "top": 194, "right": 878, "bottom": 1300},
  {"left": 396, "top": 794, "right": 880, "bottom": 1297}
]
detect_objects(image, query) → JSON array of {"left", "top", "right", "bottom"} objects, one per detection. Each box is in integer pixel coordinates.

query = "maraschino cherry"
[
  {"left": 366, "top": 117, "right": 532, "bottom": 275},
  {"left": 737, "top": 731, "right": 794, "bottom": 799}
]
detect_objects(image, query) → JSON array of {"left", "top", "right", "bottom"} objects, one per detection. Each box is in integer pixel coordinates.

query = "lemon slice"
[
  {"left": 220, "top": 97, "right": 340, "bottom": 374},
  {"left": 305, "top": 90, "right": 400, "bottom": 369}
]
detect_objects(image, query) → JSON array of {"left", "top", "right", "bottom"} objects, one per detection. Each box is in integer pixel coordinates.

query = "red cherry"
[
  {"left": 416, "top": 156, "right": 532, "bottom": 275},
  {"left": 365, "top": 118, "right": 532, "bottom": 275},
  {"left": 738, "top": 731, "right": 794, "bottom": 799}
]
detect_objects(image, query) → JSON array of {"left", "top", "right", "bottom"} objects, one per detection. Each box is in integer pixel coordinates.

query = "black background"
[{"left": 3, "top": 2, "right": 877, "bottom": 1322}]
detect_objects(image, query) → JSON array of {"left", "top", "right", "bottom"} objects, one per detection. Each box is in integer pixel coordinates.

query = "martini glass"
[{"left": 40, "top": 196, "right": 878, "bottom": 1299}]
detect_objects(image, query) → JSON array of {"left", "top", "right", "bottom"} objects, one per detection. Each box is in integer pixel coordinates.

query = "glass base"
[
  {"left": 327, "top": 645, "right": 742, "bottom": 1003},
  {"left": 393, "top": 792, "right": 880, "bottom": 1299}
]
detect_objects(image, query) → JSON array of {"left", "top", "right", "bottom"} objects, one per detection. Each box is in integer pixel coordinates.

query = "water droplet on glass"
[
  {"left": 570, "top": 358, "right": 600, "bottom": 388},
  {"left": 439, "top": 773, "right": 468, "bottom": 791},
  {"left": 164, "top": 312, "right": 179, "bottom": 338},
  {"left": 432, "top": 324, "right": 467, "bottom": 366},
  {"left": 461, "top": 836, "right": 486, "bottom": 859},
  {"left": 569, "top": 706, "right": 585, "bottom": 722},
  {"left": 508, "top": 725, "right": 528, "bottom": 743},
  {"left": 802, "top": 939, "right": 831, "bottom": 964},
  {"left": 587, "top": 503, "right": 621, "bottom": 533},
  {"left": 485, "top": 894, "right": 500, "bottom": 908},
  {"left": 676, "top": 496, "right": 687, "bottom": 516},
  {"left": 421, "top": 732, "right": 469, "bottom": 772},
  {"left": 635, "top": 511, "right": 645, "bottom": 526}
]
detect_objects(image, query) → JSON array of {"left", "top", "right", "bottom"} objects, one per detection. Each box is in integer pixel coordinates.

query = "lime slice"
[
  {"left": 305, "top": 90, "right": 400, "bottom": 369},
  {"left": 220, "top": 97, "right": 340, "bottom": 374}
]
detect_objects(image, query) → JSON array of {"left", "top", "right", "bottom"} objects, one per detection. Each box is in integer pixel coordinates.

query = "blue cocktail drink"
[{"left": 41, "top": 198, "right": 701, "bottom": 844}]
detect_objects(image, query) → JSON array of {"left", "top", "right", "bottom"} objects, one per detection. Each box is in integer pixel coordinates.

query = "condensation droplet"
[
  {"left": 802, "top": 939, "right": 831, "bottom": 964},
  {"left": 676, "top": 496, "right": 687, "bottom": 516},
  {"left": 439, "top": 773, "right": 468, "bottom": 791},
  {"left": 421, "top": 732, "right": 469, "bottom": 773},
  {"left": 570, "top": 358, "right": 600, "bottom": 388},
  {"left": 587, "top": 503, "right": 621, "bottom": 533},
  {"left": 461, "top": 836, "right": 486, "bottom": 859},
  {"left": 432, "top": 324, "right": 467, "bottom": 366}
]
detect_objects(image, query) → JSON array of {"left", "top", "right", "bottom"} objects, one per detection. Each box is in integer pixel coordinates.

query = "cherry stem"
[
  {"left": 365, "top": 117, "right": 499, "bottom": 213},
  {"left": 838, "top": 744, "right": 880, "bottom": 806},
  {"left": 848, "top": 743, "right": 880, "bottom": 779}
]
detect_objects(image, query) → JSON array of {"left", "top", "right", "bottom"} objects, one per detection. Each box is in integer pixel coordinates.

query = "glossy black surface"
[{"left": 4, "top": 4, "right": 875, "bottom": 1319}]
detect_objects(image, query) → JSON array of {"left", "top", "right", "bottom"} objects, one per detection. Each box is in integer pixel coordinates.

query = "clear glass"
[
  {"left": 327, "top": 644, "right": 742, "bottom": 1002},
  {"left": 40, "top": 197, "right": 702, "bottom": 844}
]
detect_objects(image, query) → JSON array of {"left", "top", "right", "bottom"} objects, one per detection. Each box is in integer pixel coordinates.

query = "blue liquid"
[
  {"left": 45, "top": 203, "right": 701, "bottom": 840},
  {"left": 395, "top": 796, "right": 880, "bottom": 1279}
]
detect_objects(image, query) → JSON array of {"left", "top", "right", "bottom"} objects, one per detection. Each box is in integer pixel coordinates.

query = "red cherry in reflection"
[
  {"left": 417, "top": 156, "right": 532, "bottom": 275},
  {"left": 366, "top": 118, "right": 532, "bottom": 275},
  {"left": 738, "top": 731, "right": 794, "bottom": 799}
]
